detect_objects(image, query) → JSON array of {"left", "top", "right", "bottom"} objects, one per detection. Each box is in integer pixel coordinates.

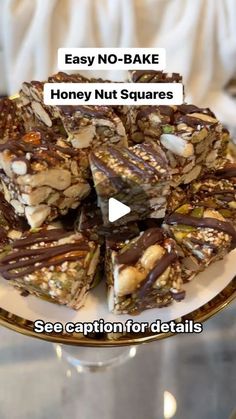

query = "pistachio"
[
  {"left": 87, "top": 247, "right": 100, "bottom": 277},
  {"left": 173, "top": 231, "right": 189, "bottom": 242},
  {"left": 229, "top": 201, "right": 236, "bottom": 209},
  {"left": 173, "top": 224, "right": 196, "bottom": 232},
  {"left": 96, "top": 126, "right": 113, "bottom": 138},
  {"left": 163, "top": 124, "right": 174, "bottom": 134},
  {"left": 191, "top": 207, "right": 204, "bottom": 218},
  {"left": 176, "top": 204, "right": 192, "bottom": 214},
  {"left": 203, "top": 209, "right": 225, "bottom": 221}
]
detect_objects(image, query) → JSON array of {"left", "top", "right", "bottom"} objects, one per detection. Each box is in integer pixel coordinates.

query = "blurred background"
[
  {"left": 0, "top": 1, "right": 235, "bottom": 418},
  {"left": 1, "top": 0, "right": 236, "bottom": 125},
  {"left": 0, "top": 303, "right": 235, "bottom": 419}
]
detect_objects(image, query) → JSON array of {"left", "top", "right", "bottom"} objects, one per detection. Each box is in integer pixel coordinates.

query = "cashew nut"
[
  {"left": 140, "top": 244, "right": 165, "bottom": 270},
  {"left": 114, "top": 266, "right": 146, "bottom": 297}
]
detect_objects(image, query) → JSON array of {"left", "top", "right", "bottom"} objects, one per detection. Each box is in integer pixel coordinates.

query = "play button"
[
  {"left": 108, "top": 198, "right": 131, "bottom": 223},
  {"left": 93, "top": 176, "right": 152, "bottom": 227}
]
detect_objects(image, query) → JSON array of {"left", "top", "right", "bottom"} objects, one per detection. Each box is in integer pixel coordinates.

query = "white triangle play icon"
[{"left": 108, "top": 197, "right": 131, "bottom": 222}]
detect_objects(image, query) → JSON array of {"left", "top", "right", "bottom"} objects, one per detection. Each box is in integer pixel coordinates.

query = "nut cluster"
[{"left": 0, "top": 69, "right": 234, "bottom": 316}]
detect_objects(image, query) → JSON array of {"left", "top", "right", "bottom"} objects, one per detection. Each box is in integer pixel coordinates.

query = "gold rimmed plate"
[
  {"left": 0, "top": 95, "right": 235, "bottom": 346},
  {"left": 0, "top": 251, "right": 235, "bottom": 346}
]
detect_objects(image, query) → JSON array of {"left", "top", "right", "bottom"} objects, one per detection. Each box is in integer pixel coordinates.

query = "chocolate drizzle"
[
  {"left": 215, "top": 164, "right": 236, "bottom": 178},
  {"left": 91, "top": 143, "right": 167, "bottom": 192},
  {"left": 140, "top": 143, "right": 168, "bottom": 168},
  {"left": 115, "top": 228, "right": 164, "bottom": 265},
  {"left": 177, "top": 104, "right": 216, "bottom": 117},
  {"left": 166, "top": 213, "right": 236, "bottom": 242},
  {"left": 170, "top": 289, "right": 186, "bottom": 301},
  {"left": 12, "top": 228, "right": 73, "bottom": 248},
  {"left": 0, "top": 229, "right": 90, "bottom": 280},
  {"left": 48, "top": 72, "right": 89, "bottom": 84},
  {"left": 90, "top": 152, "right": 127, "bottom": 189},
  {"left": 124, "top": 146, "right": 164, "bottom": 175},
  {"left": 177, "top": 104, "right": 200, "bottom": 114},
  {"left": 176, "top": 114, "right": 215, "bottom": 128},
  {"left": 136, "top": 106, "right": 158, "bottom": 122},
  {"left": 0, "top": 130, "right": 79, "bottom": 169},
  {"left": 59, "top": 105, "right": 111, "bottom": 119},
  {"left": 107, "top": 147, "right": 144, "bottom": 174},
  {"left": 106, "top": 146, "right": 153, "bottom": 179},
  {"left": 136, "top": 102, "right": 217, "bottom": 129},
  {"left": 136, "top": 251, "right": 177, "bottom": 300},
  {"left": 131, "top": 70, "right": 182, "bottom": 84},
  {"left": 136, "top": 105, "right": 175, "bottom": 124}
]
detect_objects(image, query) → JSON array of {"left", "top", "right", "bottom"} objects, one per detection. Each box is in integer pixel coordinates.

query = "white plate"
[{"left": 0, "top": 250, "right": 235, "bottom": 326}]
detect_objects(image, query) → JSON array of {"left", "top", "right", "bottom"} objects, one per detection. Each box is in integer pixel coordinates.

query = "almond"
[
  {"left": 17, "top": 169, "right": 71, "bottom": 190},
  {"left": 71, "top": 125, "right": 96, "bottom": 148},
  {"left": 183, "top": 165, "right": 201, "bottom": 184},
  {"left": 32, "top": 101, "right": 52, "bottom": 127},
  {"left": 63, "top": 183, "right": 90, "bottom": 198},
  {"left": 160, "top": 134, "right": 194, "bottom": 158},
  {"left": 21, "top": 186, "right": 52, "bottom": 205},
  {"left": 25, "top": 205, "right": 51, "bottom": 228},
  {"left": 188, "top": 112, "right": 217, "bottom": 123}
]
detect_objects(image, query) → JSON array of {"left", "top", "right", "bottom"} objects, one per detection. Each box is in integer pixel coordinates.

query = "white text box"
[
  {"left": 58, "top": 48, "right": 166, "bottom": 70},
  {"left": 44, "top": 83, "right": 183, "bottom": 106}
]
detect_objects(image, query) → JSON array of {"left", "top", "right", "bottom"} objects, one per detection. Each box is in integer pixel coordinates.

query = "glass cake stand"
[
  {"left": 53, "top": 344, "right": 138, "bottom": 372},
  {"left": 0, "top": 278, "right": 235, "bottom": 371}
]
